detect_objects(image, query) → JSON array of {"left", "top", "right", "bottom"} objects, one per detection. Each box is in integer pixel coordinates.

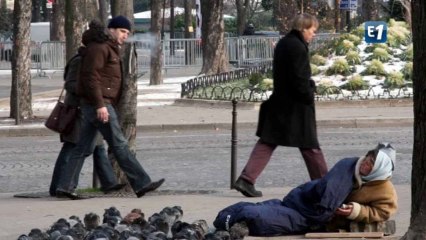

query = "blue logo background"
[{"left": 364, "top": 21, "right": 387, "bottom": 43}]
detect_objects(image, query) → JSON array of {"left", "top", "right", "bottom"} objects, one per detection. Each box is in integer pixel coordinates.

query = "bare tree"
[
  {"left": 398, "top": 0, "right": 412, "bottom": 29},
  {"left": 361, "top": 0, "right": 379, "bottom": 21},
  {"left": 51, "top": 0, "right": 65, "bottom": 41},
  {"left": 200, "top": 1, "right": 228, "bottom": 74},
  {"left": 273, "top": 0, "right": 298, "bottom": 34},
  {"left": 184, "top": 0, "right": 195, "bottom": 65},
  {"left": 400, "top": 0, "right": 426, "bottom": 239},
  {"left": 65, "top": 0, "right": 85, "bottom": 60},
  {"left": 150, "top": 0, "right": 164, "bottom": 85},
  {"left": 331, "top": 0, "right": 341, "bottom": 32},
  {"left": 85, "top": 0, "right": 101, "bottom": 22},
  {"left": 98, "top": 0, "right": 109, "bottom": 25},
  {"left": 10, "top": 0, "right": 32, "bottom": 121},
  {"left": 235, "top": 0, "right": 250, "bottom": 35},
  {"left": 32, "top": 0, "right": 41, "bottom": 22},
  {"left": 110, "top": 0, "right": 139, "bottom": 187},
  {"left": 0, "top": 0, "right": 13, "bottom": 38}
]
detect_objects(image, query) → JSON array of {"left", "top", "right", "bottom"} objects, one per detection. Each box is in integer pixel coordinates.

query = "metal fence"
[{"left": 0, "top": 33, "right": 339, "bottom": 75}]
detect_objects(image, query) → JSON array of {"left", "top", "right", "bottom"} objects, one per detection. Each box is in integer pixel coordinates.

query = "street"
[{"left": 0, "top": 126, "right": 412, "bottom": 194}]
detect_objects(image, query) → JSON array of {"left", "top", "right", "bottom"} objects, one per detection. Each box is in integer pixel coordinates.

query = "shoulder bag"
[{"left": 44, "top": 87, "right": 78, "bottom": 134}]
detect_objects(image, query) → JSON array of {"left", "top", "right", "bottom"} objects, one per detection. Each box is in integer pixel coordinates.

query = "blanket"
[{"left": 213, "top": 157, "right": 358, "bottom": 236}]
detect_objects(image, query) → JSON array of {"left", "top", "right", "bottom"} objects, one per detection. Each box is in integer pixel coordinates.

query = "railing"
[
  {"left": 181, "top": 62, "right": 273, "bottom": 98},
  {"left": 182, "top": 77, "right": 413, "bottom": 102},
  {"left": 0, "top": 41, "right": 40, "bottom": 70},
  {"left": 0, "top": 33, "right": 339, "bottom": 76}
]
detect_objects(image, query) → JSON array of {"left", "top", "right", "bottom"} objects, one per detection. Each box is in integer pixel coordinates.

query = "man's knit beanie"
[{"left": 108, "top": 15, "right": 132, "bottom": 31}]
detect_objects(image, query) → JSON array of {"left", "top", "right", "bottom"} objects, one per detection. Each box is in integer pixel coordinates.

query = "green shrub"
[
  {"left": 265, "top": 69, "right": 273, "bottom": 78},
  {"left": 335, "top": 40, "right": 357, "bottom": 56},
  {"left": 326, "top": 58, "right": 351, "bottom": 76},
  {"left": 384, "top": 71, "right": 405, "bottom": 89},
  {"left": 311, "top": 54, "right": 327, "bottom": 66},
  {"left": 345, "top": 50, "right": 361, "bottom": 65},
  {"left": 399, "top": 44, "right": 413, "bottom": 61},
  {"left": 340, "top": 33, "right": 362, "bottom": 46},
  {"left": 401, "top": 62, "right": 413, "bottom": 81},
  {"left": 388, "top": 19, "right": 409, "bottom": 28},
  {"left": 352, "top": 23, "right": 365, "bottom": 38},
  {"left": 388, "top": 25, "right": 411, "bottom": 46},
  {"left": 311, "top": 64, "right": 320, "bottom": 76},
  {"left": 341, "top": 74, "right": 368, "bottom": 90},
  {"left": 248, "top": 72, "right": 263, "bottom": 87},
  {"left": 362, "top": 59, "right": 387, "bottom": 76},
  {"left": 259, "top": 78, "right": 273, "bottom": 91},
  {"left": 369, "top": 47, "right": 391, "bottom": 62},
  {"left": 364, "top": 43, "right": 390, "bottom": 53},
  {"left": 317, "top": 79, "right": 340, "bottom": 95},
  {"left": 311, "top": 39, "right": 336, "bottom": 57}
]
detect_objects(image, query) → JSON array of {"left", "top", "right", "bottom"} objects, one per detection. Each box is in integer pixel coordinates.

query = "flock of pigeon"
[{"left": 16, "top": 206, "right": 249, "bottom": 240}]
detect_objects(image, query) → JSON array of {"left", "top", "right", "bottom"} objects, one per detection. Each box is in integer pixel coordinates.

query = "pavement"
[{"left": 0, "top": 69, "right": 414, "bottom": 239}]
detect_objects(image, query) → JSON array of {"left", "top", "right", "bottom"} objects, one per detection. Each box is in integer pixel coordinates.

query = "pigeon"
[
  {"left": 103, "top": 207, "right": 122, "bottom": 228},
  {"left": 28, "top": 228, "right": 49, "bottom": 240},
  {"left": 209, "top": 230, "right": 231, "bottom": 240},
  {"left": 228, "top": 222, "right": 249, "bottom": 240},
  {"left": 84, "top": 212, "right": 100, "bottom": 231},
  {"left": 148, "top": 213, "right": 169, "bottom": 235},
  {"left": 16, "top": 235, "right": 31, "bottom": 240},
  {"left": 122, "top": 208, "right": 144, "bottom": 225}
]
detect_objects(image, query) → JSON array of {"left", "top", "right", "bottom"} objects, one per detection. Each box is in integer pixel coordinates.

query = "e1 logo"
[{"left": 364, "top": 21, "right": 387, "bottom": 43}]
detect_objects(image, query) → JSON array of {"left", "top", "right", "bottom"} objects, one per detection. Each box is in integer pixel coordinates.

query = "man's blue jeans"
[
  {"left": 56, "top": 104, "right": 152, "bottom": 193},
  {"left": 49, "top": 142, "right": 117, "bottom": 196}
]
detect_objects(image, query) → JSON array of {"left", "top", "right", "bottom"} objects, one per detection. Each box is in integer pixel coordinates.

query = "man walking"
[{"left": 56, "top": 16, "right": 164, "bottom": 199}]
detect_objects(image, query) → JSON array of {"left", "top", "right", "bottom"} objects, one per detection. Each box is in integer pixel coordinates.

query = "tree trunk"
[
  {"left": 236, "top": 0, "right": 250, "bottom": 36},
  {"left": 110, "top": 0, "right": 138, "bottom": 189},
  {"left": 84, "top": 0, "right": 100, "bottom": 22},
  {"left": 98, "top": 0, "right": 109, "bottom": 25},
  {"left": 51, "top": 0, "right": 65, "bottom": 41},
  {"left": 334, "top": 0, "right": 341, "bottom": 32},
  {"left": 150, "top": 0, "right": 163, "bottom": 85},
  {"left": 184, "top": 0, "right": 193, "bottom": 38},
  {"left": 361, "top": 0, "right": 379, "bottom": 21},
  {"left": 32, "top": 0, "right": 41, "bottom": 22},
  {"left": 42, "top": 0, "right": 51, "bottom": 21},
  {"left": 184, "top": 0, "right": 195, "bottom": 65},
  {"left": 273, "top": 0, "right": 298, "bottom": 34},
  {"left": 65, "top": 0, "right": 85, "bottom": 60},
  {"left": 170, "top": 0, "right": 175, "bottom": 55},
  {"left": 200, "top": 0, "right": 228, "bottom": 74},
  {"left": 400, "top": 0, "right": 426, "bottom": 238},
  {"left": 10, "top": 0, "right": 32, "bottom": 121},
  {"left": 398, "top": 0, "right": 412, "bottom": 29}
]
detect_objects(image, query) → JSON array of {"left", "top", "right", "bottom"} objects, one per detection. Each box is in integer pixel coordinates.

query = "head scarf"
[{"left": 361, "top": 143, "right": 395, "bottom": 182}]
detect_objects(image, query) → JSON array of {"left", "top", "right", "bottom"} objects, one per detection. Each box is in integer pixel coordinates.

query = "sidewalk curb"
[
  {"left": 0, "top": 118, "right": 413, "bottom": 137},
  {"left": 175, "top": 98, "right": 413, "bottom": 109}
]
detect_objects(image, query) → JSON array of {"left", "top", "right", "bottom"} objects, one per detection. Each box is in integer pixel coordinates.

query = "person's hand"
[
  {"left": 97, "top": 107, "right": 109, "bottom": 123},
  {"left": 335, "top": 203, "right": 353, "bottom": 216}
]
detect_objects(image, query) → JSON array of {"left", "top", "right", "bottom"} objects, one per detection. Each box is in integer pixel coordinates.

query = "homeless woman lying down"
[{"left": 213, "top": 143, "right": 397, "bottom": 236}]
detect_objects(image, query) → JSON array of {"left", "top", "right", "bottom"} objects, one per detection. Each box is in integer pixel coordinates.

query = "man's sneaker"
[
  {"left": 136, "top": 178, "right": 165, "bottom": 198},
  {"left": 233, "top": 178, "right": 263, "bottom": 197},
  {"left": 101, "top": 183, "right": 127, "bottom": 194},
  {"left": 56, "top": 190, "right": 91, "bottom": 200}
]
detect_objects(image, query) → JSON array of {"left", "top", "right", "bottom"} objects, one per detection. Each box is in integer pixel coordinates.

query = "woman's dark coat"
[{"left": 256, "top": 30, "right": 318, "bottom": 148}]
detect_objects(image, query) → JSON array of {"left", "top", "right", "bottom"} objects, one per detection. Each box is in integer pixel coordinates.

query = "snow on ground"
[{"left": 311, "top": 39, "right": 411, "bottom": 99}]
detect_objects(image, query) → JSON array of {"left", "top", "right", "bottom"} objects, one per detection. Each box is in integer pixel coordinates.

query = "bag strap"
[{"left": 58, "top": 85, "right": 65, "bottom": 102}]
